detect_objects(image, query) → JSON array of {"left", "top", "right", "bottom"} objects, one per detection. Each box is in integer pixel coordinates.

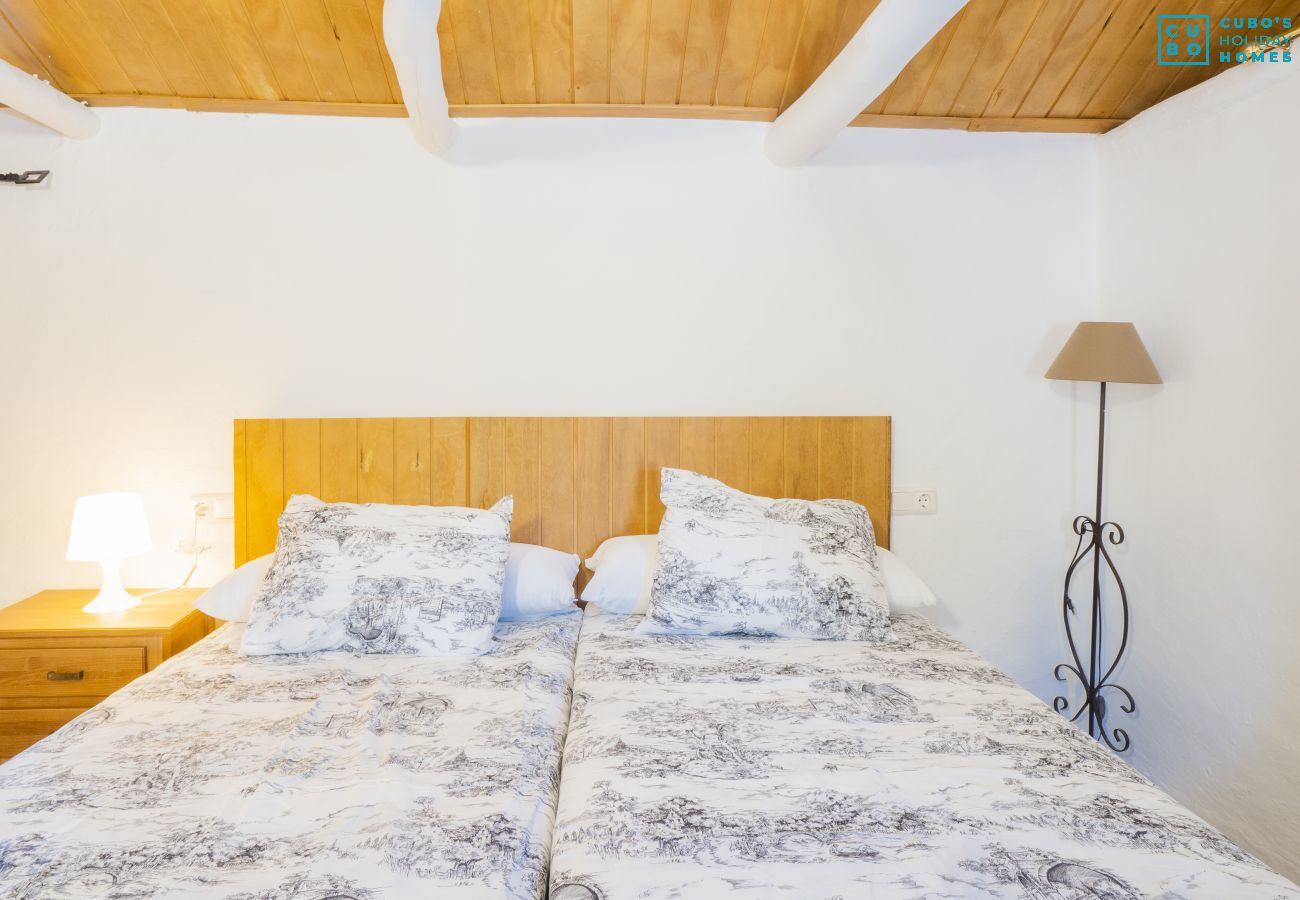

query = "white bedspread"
[
  {"left": 550, "top": 610, "right": 1299, "bottom": 899},
  {"left": 0, "top": 612, "right": 581, "bottom": 899}
]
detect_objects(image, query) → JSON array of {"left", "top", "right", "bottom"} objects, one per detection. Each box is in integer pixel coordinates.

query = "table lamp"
[
  {"left": 1045, "top": 322, "right": 1160, "bottom": 752},
  {"left": 66, "top": 492, "right": 153, "bottom": 614}
]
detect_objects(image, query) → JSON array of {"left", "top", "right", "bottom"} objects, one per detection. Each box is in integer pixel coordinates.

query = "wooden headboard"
[{"left": 234, "top": 417, "right": 891, "bottom": 572}]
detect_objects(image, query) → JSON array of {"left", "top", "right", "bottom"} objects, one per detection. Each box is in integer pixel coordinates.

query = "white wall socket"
[
  {"left": 894, "top": 490, "right": 938, "bottom": 515},
  {"left": 192, "top": 492, "right": 235, "bottom": 523}
]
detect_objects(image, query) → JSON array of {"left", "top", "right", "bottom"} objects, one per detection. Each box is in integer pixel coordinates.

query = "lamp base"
[{"left": 81, "top": 560, "right": 142, "bottom": 614}]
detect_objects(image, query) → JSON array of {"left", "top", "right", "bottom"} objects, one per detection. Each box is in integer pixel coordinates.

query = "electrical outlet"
[
  {"left": 192, "top": 492, "right": 235, "bottom": 523},
  {"left": 894, "top": 490, "right": 938, "bottom": 515}
]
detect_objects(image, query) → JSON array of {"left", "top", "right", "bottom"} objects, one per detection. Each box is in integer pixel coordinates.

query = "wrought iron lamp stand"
[{"left": 1053, "top": 381, "right": 1136, "bottom": 752}]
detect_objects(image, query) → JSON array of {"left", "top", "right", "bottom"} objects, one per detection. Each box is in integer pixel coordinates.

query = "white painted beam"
[
  {"left": 765, "top": 0, "right": 969, "bottom": 166},
  {"left": 0, "top": 59, "right": 98, "bottom": 140},
  {"left": 383, "top": 0, "right": 457, "bottom": 156}
]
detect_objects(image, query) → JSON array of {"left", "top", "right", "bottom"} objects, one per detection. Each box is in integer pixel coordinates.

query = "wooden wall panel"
[
  {"left": 234, "top": 417, "right": 892, "bottom": 566},
  {"left": 609, "top": 417, "right": 646, "bottom": 537},
  {"left": 644, "top": 417, "right": 680, "bottom": 529},
  {"left": 538, "top": 418, "right": 577, "bottom": 553},
  {"left": 504, "top": 417, "right": 542, "bottom": 544},
  {"left": 357, "top": 418, "right": 395, "bottom": 504},
  {"left": 574, "top": 417, "right": 612, "bottom": 560},
  {"left": 430, "top": 418, "right": 468, "bottom": 506},
  {"left": 320, "top": 419, "right": 358, "bottom": 503},
  {"left": 283, "top": 418, "right": 322, "bottom": 500},
  {"left": 749, "top": 417, "right": 785, "bottom": 499},
  {"left": 243, "top": 418, "right": 283, "bottom": 560},
  {"left": 393, "top": 418, "right": 432, "bottom": 505}
]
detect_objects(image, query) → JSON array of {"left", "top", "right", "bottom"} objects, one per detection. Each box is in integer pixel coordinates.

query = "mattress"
[
  {"left": 550, "top": 609, "right": 1299, "bottom": 899},
  {"left": 0, "top": 612, "right": 582, "bottom": 899}
]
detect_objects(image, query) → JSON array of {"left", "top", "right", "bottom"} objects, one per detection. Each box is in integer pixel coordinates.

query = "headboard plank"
[
  {"left": 234, "top": 416, "right": 892, "bottom": 566},
  {"left": 393, "top": 418, "right": 432, "bottom": 505}
]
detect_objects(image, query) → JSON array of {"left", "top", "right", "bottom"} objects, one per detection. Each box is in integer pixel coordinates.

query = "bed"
[
  {"left": 2, "top": 416, "right": 889, "bottom": 899},
  {"left": 0, "top": 612, "right": 581, "bottom": 898},
  {"left": 550, "top": 607, "right": 1300, "bottom": 899}
]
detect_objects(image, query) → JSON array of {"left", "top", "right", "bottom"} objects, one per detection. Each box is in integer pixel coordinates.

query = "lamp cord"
[{"left": 136, "top": 514, "right": 208, "bottom": 600}]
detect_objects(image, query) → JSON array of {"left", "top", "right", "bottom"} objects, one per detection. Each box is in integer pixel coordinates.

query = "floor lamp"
[{"left": 1046, "top": 322, "right": 1161, "bottom": 752}]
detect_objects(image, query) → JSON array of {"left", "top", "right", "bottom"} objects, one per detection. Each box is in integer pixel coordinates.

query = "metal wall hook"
[{"left": 1, "top": 170, "right": 49, "bottom": 184}]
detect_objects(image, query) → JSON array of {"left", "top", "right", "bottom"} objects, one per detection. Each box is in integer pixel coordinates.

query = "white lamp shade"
[{"left": 66, "top": 493, "right": 152, "bottom": 562}]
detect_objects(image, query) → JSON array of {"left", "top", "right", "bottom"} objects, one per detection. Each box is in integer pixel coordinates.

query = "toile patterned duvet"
[
  {"left": 550, "top": 609, "right": 1300, "bottom": 900},
  {"left": 0, "top": 612, "right": 581, "bottom": 899}
]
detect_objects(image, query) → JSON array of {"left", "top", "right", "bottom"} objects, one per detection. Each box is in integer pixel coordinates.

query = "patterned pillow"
[
  {"left": 637, "top": 468, "right": 892, "bottom": 642},
  {"left": 240, "top": 494, "right": 512, "bottom": 656}
]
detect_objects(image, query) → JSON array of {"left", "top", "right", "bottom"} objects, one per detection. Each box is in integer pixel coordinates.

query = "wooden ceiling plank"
[
  {"left": 487, "top": 0, "right": 537, "bottom": 103},
  {"left": 831, "top": 0, "right": 879, "bottom": 55},
  {"left": 880, "top": 5, "right": 966, "bottom": 115},
  {"left": 643, "top": 0, "right": 693, "bottom": 104},
  {"left": 982, "top": 0, "right": 1083, "bottom": 116},
  {"left": 916, "top": 0, "right": 1009, "bottom": 116},
  {"left": 437, "top": 9, "right": 467, "bottom": 105},
  {"left": 446, "top": 0, "right": 502, "bottom": 102},
  {"left": 1014, "top": 0, "right": 1123, "bottom": 117},
  {"left": 842, "top": 0, "right": 888, "bottom": 113},
  {"left": 0, "top": 8, "right": 56, "bottom": 83},
  {"left": 242, "top": 0, "right": 320, "bottom": 100},
  {"left": 1106, "top": 0, "right": 1234, "bottom": 118},
  {"left": 1157, "top": 0, "right": 1284, "bottom": 103},
  {"left": 202, "top": 0, "right": 283, "bottom": 99},
  {"left": 1085, "top": 0, "right": 1226, "bottom": 118},
  {"left": 365, "top": 0, "right": 402, "bottom": 101},
  {"left": 746, "top": 0, "right": 807, "bottom": 108},
  {"left": 320, "top": 0, "right": 393, "bottom": 102},
  {"left": 779, "top": 0, "right": 848, "bottom": 112},
  {"left": 608, "top": 0, "right": 649, "bottom": 103},
  {"left": 712, "top": 0, "right": 769, "bottom": 105},
  {"left": 113, "top": 0, "right": 211, "bottom": 97},
  {"left": 26, "top": 0, "right": 134, "bottom": 94},
  {"left": 280, "top": 0, "right": 358, "bottom": 102},
  {"left": 152, "top": 0, "right": 245, "bottom": 98},
  {"left": 572, "top": 0, "right": 611, "bottom": 102},
  {"left": 1051, "top": 0, "right": 1157, "bottom": 118},
  {"left": 66, "top": 0, "right": 173, "bottom": 95},
  {"left": 529, "top": 0, "right": 573, "bottom": 102},
  {"left": 948, "top": 0, "right": 1043, "bottom": 116},
  {"left": 678, "top": 0, "right": 731, "bottom": 104}
]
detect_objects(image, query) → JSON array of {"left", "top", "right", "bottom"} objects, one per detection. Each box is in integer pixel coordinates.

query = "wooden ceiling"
[{"left": 0, "top": 0, "right": 1291, "bottom": 133}]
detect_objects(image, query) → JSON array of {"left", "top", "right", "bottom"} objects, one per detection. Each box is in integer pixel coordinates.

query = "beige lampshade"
[{"left": 1045, "top": 322, "right": 1161, "bottom": 385}]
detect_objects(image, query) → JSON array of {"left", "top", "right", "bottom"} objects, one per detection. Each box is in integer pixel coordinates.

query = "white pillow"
[
  {"left": 241, "top": 494, "right": 512, "bottom": 656},
  {"left": 637, "top": 469, "right": 892, "bottom": 642},
  {"left": 582, "top": 535, "right": 936, "bottom": 616},
  {"left": 581, "top": 534, "right": 656, "bottom": 614},
  {"left": 501, "top": 543, "right": 579, "bottom": 620},
  {"left": 194, "top": 553, "right": 273, "bottom": 622},
  {"left": 877, "top": 548, "right": 938, "bottom": 612}
]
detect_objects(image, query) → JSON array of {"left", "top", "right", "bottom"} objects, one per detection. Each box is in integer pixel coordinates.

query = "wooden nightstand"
[{"left": 0, "top": 588, "right": 213, "bottom": 762}]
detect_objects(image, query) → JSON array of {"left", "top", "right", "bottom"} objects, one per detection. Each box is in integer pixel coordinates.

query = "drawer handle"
[{"left": 46, "top": 670, "right": 85, "bottom": 682}]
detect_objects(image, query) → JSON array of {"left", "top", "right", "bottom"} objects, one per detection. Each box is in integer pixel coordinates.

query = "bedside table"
[{"left": 0, "top": 588, "right": 213, "bottom": 762}]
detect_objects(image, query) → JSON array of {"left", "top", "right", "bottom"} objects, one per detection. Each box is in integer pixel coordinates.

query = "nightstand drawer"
[
  {"left": 0, "top": 647, "right": 147, "bottom": 699},
  {"left": 0, "top": 707, "right": 89, "bottom": 760}
]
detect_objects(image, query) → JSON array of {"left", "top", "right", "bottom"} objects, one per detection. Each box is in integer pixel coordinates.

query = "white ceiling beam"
[
  {"left": 0, "top": 59, "right": 98, "bottom": 139},
  {"left": 765, "top": 0, "right": 970, "bottom": 166},
  {"left": 383, "top": 0, "right": 457, "bottom": 155}
]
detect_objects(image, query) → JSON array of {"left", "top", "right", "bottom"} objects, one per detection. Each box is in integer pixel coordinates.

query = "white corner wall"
[
  {"left": 1098, "top": 63, "right": 1300, "bottom": 879},
  {"left": 0, "top": 109, "right": 1097, "bottom": 700}
]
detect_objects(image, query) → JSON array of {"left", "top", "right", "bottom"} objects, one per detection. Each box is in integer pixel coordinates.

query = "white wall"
[
  {"left": 0, "top": 108, "right": 1096, "bottom": 700},
  {"left": 1097, "top": 63, "right": 1300, "bottom": 879}
]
